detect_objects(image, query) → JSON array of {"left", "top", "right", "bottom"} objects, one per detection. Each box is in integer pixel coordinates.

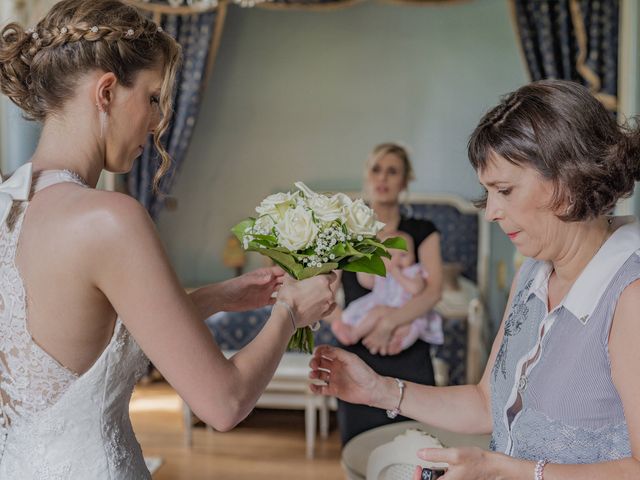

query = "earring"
[
  {"left": 97, "top": 103, "right": 108, "bottom": 139},
  {"left": 565, "top": 195, "right": 575, "bottom": 215}
]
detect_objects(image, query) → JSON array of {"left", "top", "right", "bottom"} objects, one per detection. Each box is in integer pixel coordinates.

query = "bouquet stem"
[{"left": 287, "top": 325, "right": 315, "bottom": 353}]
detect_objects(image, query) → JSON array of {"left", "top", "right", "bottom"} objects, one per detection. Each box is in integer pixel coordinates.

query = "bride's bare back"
[{"left": 17, "top": 182, "right": 120, "bottom": 375}]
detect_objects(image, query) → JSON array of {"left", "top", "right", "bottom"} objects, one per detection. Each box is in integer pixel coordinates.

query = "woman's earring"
[
  {"left": 565, "top": 195, "right": 575, "bottom": 215},
  {"left": 97, "top": 103, "right": 108, "bottom": 139}
]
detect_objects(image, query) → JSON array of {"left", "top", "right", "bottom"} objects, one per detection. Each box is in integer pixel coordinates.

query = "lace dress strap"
[{"left": 33, "top": 169, "right": 89, "bottom": 192}]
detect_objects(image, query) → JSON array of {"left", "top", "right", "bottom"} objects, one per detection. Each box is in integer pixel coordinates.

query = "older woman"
[{"left": 311, "top": 80, "right": 640, "bottom": 479}]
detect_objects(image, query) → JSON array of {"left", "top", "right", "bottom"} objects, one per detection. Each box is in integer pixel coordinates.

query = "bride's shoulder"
[
  {"left": 81, "top": 189, "right": 148, "bottom": 218},
  {"left": 61, "top": 189, "right": 155, "bottom": 246}
]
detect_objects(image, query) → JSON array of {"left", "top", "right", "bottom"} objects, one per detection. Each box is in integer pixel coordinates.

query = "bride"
[{"left": 0, "top": 0, "right": 337, "bottom": 477}]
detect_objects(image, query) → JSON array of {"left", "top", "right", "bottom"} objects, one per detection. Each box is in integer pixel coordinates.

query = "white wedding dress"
[{"left": 0, "top": 166, "right": 151, "bottom": 479}]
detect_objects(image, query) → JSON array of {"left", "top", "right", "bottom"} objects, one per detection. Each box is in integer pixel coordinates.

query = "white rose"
[
  {"left": 253, "top": 215, "right": 275, "bottom": 235},
  {"left": 308, "top": 194, "right": 344, "bottom": 223},
  {"left": 345, "top": 199, "right": 385, "bottom": 236},
  {"left": 255, "top": 192, "right": 298, "bottom": 219},
  {"left": 333, "top": 192, "right": 353, "bottom": 208},
  {"left": 275, "top": 205, "right": 319, "bottom": 251},
  {"left": 294, "top": 181, "right": 317, "bottom": 199}
]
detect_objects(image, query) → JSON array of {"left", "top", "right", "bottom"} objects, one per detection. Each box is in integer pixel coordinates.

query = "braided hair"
[{"left": 0, "top": 0, "right": 181, "bottom": 187}]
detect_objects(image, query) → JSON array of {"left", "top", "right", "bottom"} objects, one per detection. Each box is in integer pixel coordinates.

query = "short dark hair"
[{"left": 468, "top": 80, "right": 640, "bottom": 221}]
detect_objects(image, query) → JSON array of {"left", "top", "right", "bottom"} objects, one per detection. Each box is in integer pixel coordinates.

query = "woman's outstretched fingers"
[
  {"left": 315, "top": 369, "right": 331, "bottom": 383},
  {"left": 313, "top": 344, "right": 337, "bottom": 360},
  {"left": 418, "top": 448, "right": 452, "bottom": 464},
  {"left": 413, "top": 466, "right": 422, "bottom": 480},
  {"left": 309, "top": 381, "right": 330, "bottom": 395}
]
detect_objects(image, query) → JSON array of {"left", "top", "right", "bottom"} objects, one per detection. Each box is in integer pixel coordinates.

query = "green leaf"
[
  {"left": 342, "top": 255, "right": 387, "bottom": 276},
  {"left": 344, "top": 243, "right": 378, "bottom": 260},
  {"left": 251, "top": 248, "right": 303, "bottom": 278},
  {"left": 343, "top": 242, "right": 365, "bottom": 256},
  {"left": 331, "top": 243, "right": 347, "bottom": 257},
  {"left": 298, "top": 262, "right": 339, "bottom": 280},
  {"left": 353, "top": 244, "right": 378, "bottom": 255},
  {"left": 231, "top": 218, "right": 255, "bottom": 241},
  {"left": 250, "top": 233, "right": 278, "bottom": 247},
  {"left": 361, "top": 237, "right": 387, "bottom": 250},
  {"left": 383, "top": 236, "right": 408, "bottom": 251}
]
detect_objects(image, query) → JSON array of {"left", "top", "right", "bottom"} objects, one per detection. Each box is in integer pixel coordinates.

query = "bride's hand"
[
  {"left": 309, "top": 345, "right": 380, "bottom": 406},
  {"left": 277, "top": 272, "right": 338, "bottom": 328},
  {"left": 220, "top": 266, "right": 285, "bottom": 311}
]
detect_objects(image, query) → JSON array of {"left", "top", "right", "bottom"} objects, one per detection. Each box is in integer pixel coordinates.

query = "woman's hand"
[
  {"left": 221, "top": 266, "right": 286, "bottom": 311},
  {"left": 309, "top": 345, "right": 381, "bottom": 406},
  {"left": 415, "top": 447, "right": 504, "bottom": 480},
  {"left": 361, "top": 305, "right": 397, "bottom": 355},
  {"left": 278, "top": 273, "right": 338, "bottom": 328}
]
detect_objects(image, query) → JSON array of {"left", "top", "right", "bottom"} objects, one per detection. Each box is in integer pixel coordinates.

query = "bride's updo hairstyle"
[
  {"left": 468, "top": 79, "right": 640, "bottom": 222},
  {"left": 0, "top": 0, "right": 181, "bottom": 185}
]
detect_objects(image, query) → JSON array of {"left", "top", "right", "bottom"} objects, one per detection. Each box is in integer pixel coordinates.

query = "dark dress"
[{"left": 338, "top": 217, "right": 439, "bottom": 445}]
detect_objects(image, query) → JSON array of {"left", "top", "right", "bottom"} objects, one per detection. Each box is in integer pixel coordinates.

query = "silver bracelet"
[
  {"left": 275, "top": 300, "right": 296, "bottom": 332},
  {"left": 386, "top": 378, "right": 405, "bottom": 419},
  {"left": 534, "top": 459, "right": 548, "bottom": 480}
]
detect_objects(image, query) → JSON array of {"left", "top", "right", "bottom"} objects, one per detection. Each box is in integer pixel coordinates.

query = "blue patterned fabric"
[
  {"left": 512, "top": 0, "right": 618, "bottom": 110},
  {"left": 127, "top": 10, "right": 220, "bottom": 219},
  {"left": 205, "top": 306, "right": 337, "bottom": 351},
  {"left": 401, "top": 203, "right": 478, "bottom": 282},
  {"left": 434, "top": 318, "right": 467, "bottom": 385}
]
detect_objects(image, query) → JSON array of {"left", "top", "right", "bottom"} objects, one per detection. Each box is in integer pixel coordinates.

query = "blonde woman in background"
[{"left": 329, "top": 143, "right": 444, "bottom": 445}]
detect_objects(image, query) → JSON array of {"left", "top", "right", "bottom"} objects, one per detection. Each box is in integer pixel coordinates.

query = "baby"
[{"left": 332, "top": 231, "right": 443, "bottom": 350}]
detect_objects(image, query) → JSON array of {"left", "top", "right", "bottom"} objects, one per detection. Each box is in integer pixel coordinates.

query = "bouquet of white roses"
[{"left": 232, "top": 182, "right": 406, "bottom": 352}]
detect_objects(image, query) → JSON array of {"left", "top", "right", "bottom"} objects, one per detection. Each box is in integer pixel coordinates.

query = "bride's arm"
[
  {"left": 188, "top": 266, "right": 285, "bottom": 319},
  {"left": 90, "top": 193, "right": 336, "bottom": 431}
]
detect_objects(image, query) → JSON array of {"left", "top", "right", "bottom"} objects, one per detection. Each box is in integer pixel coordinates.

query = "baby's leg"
[
  {"left": 331, "top": 317, "right": 357, "bottom": 345},
  {"left": 352, "top": 313, "right": 380, "bottom": 341}
]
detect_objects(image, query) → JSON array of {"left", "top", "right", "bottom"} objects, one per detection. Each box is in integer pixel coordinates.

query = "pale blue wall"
[
  {"left": 0, "top": 98, "right": 40, "bottom": 173},
  {"left": 156, "top": 0, "right": 527, "bottom": 311}
]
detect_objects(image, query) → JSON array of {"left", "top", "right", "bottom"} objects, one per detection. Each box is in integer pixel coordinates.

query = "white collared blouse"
[{"left": 490, "top": 217, "right": 640, "bottom": 463}]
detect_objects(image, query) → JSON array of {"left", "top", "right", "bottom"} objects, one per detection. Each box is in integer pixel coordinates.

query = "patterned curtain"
[
  {"left": 127, "top": 6, "right": 226, "bottom": 219},
  {"left": 510, "top": 0, "right": 618, "bottom": 111},
  {"left": 259, "top": 0, "right": 465, "bottom": 9}
]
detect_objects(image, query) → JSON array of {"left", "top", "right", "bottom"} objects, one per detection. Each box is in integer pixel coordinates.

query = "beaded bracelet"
[
  {"left": 385, "top": 378, "right": 405, "bottom": 419},
  {"left": 534, "top": 459, "right": 548, "bottom": 480}
]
